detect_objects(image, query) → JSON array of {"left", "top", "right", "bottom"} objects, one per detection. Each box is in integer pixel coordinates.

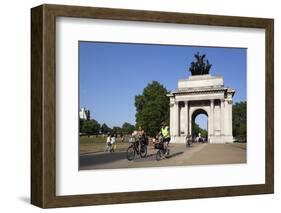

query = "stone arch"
[{"left": 168, "top": 74, "right": 235, "bottom": 143}]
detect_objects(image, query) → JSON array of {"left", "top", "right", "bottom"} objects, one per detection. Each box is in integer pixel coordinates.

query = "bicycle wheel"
[
  {"left": 126, "top": 145, "right": 135, "bottom": 161},
  {"left": 140, "top": 144, "right": 147, "bottom": 158},
  {"left": 105, "top": 144, "right": 110, "bottom": 152},
  {"left": 156, "top": 150, "right": 163, "bottom": 161},
  {"left": 165, "top": 149, "right": 170, "bottom": 158}
]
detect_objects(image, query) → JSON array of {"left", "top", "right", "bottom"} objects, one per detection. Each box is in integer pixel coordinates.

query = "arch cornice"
[{"left": 168, "top": 87, "right": 235, "bottom": 97}]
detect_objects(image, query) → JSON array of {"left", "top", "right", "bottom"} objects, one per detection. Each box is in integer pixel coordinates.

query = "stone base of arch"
[
  {"left": 171, "top": 135, "right": 233, "bottom": 144},
  {"left": 209, "top": 135, "right": 233, "bottom": 144}
]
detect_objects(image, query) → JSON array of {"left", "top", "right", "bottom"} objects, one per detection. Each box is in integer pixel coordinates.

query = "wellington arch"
[{"left": 167, "top": 54, "right": 235, "bottom": 143}]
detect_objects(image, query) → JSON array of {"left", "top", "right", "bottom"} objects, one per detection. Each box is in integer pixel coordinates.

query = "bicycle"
[
  {"left": 126, "top": 137, "right": 147, "bottom": 161},
  {"left": 186, "top": 134, "right": 193, "bottom": 148},
  {"left": 154, "top": 136, "right": 170, "bottom": 161},
  {"left": 104, "top": 142, "right": 114, "bottom": 152}
]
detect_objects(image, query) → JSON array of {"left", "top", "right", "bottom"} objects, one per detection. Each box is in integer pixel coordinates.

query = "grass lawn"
[{"left": 79, "top": 135, "right": 130, "bottom": 154}]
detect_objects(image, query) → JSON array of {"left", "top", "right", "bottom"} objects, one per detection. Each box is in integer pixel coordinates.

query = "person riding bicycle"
[
  {"left": 160, "top": 122, "right": 170, "bottom": 152},
  {"left": 110, "top": 133, "right": 116, "bottom": 152},
  {"left": 137, "top": 126, "right": 147, "bottom": 154},
  {"left": 104, "top": 133, "right": 112, "bottom": 152}
]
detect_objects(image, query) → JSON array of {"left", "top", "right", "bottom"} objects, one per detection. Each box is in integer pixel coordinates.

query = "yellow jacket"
[{"left": 161, "top": 126, "right": 170, "bottom": 138}]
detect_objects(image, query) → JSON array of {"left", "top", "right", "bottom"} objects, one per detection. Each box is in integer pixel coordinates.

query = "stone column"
[
  {"left": 189, "top": 107, "right": 192, "bottom": 136},
  {"left": 224, "top": 100, "right": 229, "bottom": 135},
  {"left": 169, "top": 103, "right": 174, "bottom": 136},
  {"left": 220, "top": 99, "right": 225, "bottom": 136},
  {"left": 224, "top": 99, "right": 232, "bottom": 136},
  {"left": 228, "top": 100, "right": 233, "bottom": 136},
  {"left": 209, "top": 99, "right": 214, "bottom": 136},
  {"left": 173, "top": 101, "right": 179, "bottom": 136},
  {"left": 185, "top": 101, "right": 189, "bottom": 135}
]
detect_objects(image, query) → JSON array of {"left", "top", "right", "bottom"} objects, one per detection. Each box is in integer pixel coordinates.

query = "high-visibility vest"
[{"left": 161, "top": 126, "right": 170, "bottom": 138}]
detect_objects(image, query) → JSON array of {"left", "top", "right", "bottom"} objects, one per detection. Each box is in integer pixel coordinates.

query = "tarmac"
[{"left": 79, "top": 142, "right": 246, "bottom": 170}]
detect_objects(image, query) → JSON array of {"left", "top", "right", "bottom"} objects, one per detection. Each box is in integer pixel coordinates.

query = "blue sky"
[{"left": 79, "top": 41, "right": 246, "bottom": 129}]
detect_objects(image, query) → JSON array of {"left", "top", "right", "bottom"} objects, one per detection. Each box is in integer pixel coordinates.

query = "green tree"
[
  {"left": 112, "top": 126, "right": 122, "bottom": 135},
  {"left": 81, "top": 119, "right": 100, "bottom": 135},
  {"left": 79, "top": 119, "right": 84, "bottom": 133},
  {"left": 192, "top": 122, "right": 208, "bottom": 138},
  {"left": 92, "top": 120, "right": 101, "bottom": 135},
  {"left": 135, "top": 81, "right": 169, "bottom": 136},
  {"left": 232, "top": 101, "right": 247, "bottom": 142},
  {"left": 122, "top": 122, "right": 135, "bottom": 134},
  {"left": 100, "top": 123, "right": 111, "bottom": 134}
]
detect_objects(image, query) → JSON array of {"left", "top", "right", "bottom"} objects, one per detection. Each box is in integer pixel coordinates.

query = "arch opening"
[{"left": 191, "top": 109, "right": 208, "bottom": 142}]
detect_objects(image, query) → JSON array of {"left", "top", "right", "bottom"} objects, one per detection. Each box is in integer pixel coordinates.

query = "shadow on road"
[
  {"left": 167, "top": 151, "right": 184, "bottom": 159},
  {"left": 133, "top": 153, "right": 160, "bottom": 162},
  {"left": 127, "top": 151, "right": 184, "bottom": 162},
  {"left": 80, "top": 151, "right": 127, "bottom": 168},
  {"left": 80, "top": 150, "right": 185, "bottom": 168},
  {"left": 230, "top": 143, "right": 247, "bottom": 150},
  {"left": 80, "top": 151, "right": 158, "bottom": 166}
]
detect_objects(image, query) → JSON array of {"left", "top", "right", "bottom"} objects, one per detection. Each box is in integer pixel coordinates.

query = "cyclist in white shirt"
[
  {"left": 110, "top": 134, "right": 116, "bottom": 152},
  {"left": 104, "top": 133, "right": 111, "bottom": 152}
]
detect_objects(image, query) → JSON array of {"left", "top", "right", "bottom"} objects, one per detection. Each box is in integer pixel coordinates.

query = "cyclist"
[
  {"left": 137, "top": 126, "right": 145, "bottom": 154},
  {"left": 104, "top": 133, "right": 111, "bottom": 152},
  {"left": 110, "top": 133, "right": 116, "bottom": 152},
  {"left": 160, "top": 122, "right": 170, "bottom": 153}
]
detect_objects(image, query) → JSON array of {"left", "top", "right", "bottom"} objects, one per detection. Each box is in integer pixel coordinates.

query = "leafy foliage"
[
  {"left": 135, "top": 81, "right": 169, "bottom": 137},
  {"left": 232, "top": 101, "right": 247, "bottom": 142},
  {"left": 122, "top": 122, "right": 135, "bottom": 134},
  {"left": 192, "top": 122, "right": 208, "bottom": 138},
  {"left": 80, "top": 119, "right": 136, "bottom": 136},
  {"left": 112, "top": 126, "right": 122, "bottom": 135},
  {"left": 100, "top": 123, "right": 111, "bottom": 134},
  {"left": 80, "top": 119, "right": 101, "bottom": 135}
]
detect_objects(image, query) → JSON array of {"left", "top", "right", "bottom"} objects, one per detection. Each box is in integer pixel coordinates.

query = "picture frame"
[{"left": 31, "top": 4, "right": 274, "bottom": 208}]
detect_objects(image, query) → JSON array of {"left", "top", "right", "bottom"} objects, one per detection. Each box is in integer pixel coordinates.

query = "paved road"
[{"left": 79, "top": 143, "right": 246, "bottom": 170}]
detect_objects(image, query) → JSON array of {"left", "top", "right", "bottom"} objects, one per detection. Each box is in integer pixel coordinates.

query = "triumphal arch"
[{"left": 168, "top": 53, "right": 235, "bottom": 143}]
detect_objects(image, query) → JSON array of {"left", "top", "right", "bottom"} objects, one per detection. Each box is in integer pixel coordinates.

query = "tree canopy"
[
  {"left": 232, "top": 101, "right": 247, "bottom": 142},
  {"left": 80, "top": 119, "right": 136, "bottom": 136},
  {"left": 122, "top": 122, "right": 135, "bottom": 134},
  {"left": 192, "top": 122, "right": 208, "bottom": 138},
  {"left": 135, "top": 81, "right": 169, "bottom": 136},
  {"left": 80, "top": 119, "right": 100, "bottom": 135},
  {"left": 100, "top": 123, "right": 111, "bottom": 134},
  {"left": 112, "top": 126, "right": 122, "bottom": 135}
]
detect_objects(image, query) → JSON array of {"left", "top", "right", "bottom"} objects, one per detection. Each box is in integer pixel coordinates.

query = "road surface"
[{"left": 79, "top": 143, "right": 246, "bottom": 170}]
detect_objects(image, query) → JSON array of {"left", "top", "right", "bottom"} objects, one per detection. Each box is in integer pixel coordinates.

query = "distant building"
[{"left": 79, "top": 107, "right": 90, "bottom": 120}]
